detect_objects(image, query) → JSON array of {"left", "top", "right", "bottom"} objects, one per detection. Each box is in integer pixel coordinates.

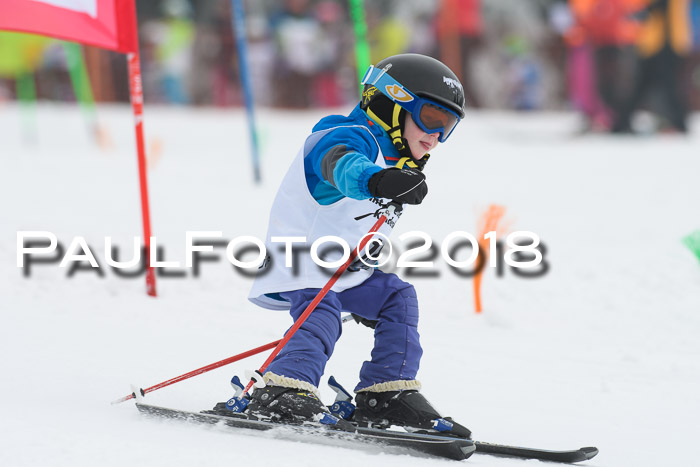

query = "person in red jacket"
[
  {"left": 567, "top": 0, "right": 641, "bottom": 130},
  {"left": 435, "top": 0, "right": 483, "bottom": 108}
]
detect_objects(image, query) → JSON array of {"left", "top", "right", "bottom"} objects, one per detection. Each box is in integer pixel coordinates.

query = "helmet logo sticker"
[
  {"left": 362, "top": 86, "right": 379, "bottom": 105},
  {"left": 443, "top": 76, "right": 463, "bottom": 91},
  {"left": 385, "top": 84, "right": 413, "bottom": 103}
]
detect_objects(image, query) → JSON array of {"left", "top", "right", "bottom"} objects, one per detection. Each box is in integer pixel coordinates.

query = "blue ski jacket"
[{"left": 304, "top": 104, "right": 400, "bottom": 205}]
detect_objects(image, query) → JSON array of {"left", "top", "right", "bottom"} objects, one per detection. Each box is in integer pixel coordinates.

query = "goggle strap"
[
  {"left": 360, "top": 65, "right": 374, "bottom": 85},
  {"left": 361, "top": 65, "right": 389, "bottom": 87}
]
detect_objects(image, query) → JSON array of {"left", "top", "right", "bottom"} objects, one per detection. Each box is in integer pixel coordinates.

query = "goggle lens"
[{"left": 417, "top": 103, "right": 460, "bottom": 141}]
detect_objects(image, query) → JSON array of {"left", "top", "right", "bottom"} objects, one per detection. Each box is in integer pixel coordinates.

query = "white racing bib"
[{"left": 248, "top": 125, "right": 402, "bottom": 310}]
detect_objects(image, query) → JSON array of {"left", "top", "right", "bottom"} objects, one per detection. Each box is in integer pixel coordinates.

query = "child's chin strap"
[
  {"left": 396, "top": 156, "right": 418, "bottom": 169},
  {"left": 396, "top": 154, "right": 430, "bottom": 170}
]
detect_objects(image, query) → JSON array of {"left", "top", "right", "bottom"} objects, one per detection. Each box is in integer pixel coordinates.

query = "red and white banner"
[
  {"left": 0, "top": 0, "right": 156, "bottom": 295},
  {"left": 0, "top": 0, "right": 137, "bottom": 53}
]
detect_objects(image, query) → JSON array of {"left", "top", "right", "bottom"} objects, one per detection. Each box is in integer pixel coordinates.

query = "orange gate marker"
[{"left": 474, "top": 204, "right": 507, "bottom": 313}]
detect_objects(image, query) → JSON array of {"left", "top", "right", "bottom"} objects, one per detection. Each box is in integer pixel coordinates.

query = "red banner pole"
[{"left": 126, "top": 41, "right": 156, "bottom": 296}]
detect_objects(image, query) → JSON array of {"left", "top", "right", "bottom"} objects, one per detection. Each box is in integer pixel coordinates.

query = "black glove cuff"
[{"left": 367, "top": 168, "right": 393, "bottom": 198}]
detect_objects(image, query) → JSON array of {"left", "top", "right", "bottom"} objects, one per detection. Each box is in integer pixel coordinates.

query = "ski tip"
[{"left": 579, "top": 447, "right": 599, "bottom": 460}]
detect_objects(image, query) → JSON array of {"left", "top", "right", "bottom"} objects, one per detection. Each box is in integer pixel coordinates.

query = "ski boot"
[
  {"left": 234, "top": 384, "right": 353, "bottom": 430},
  {"left": 247, "top": 386, "right": 323, "bottom": 421},
  {"left": 209, "top": 374, "right": 351, "bottom": 429},
  {"left": 210, "top": 386, "right": 353, "bottom": 429},
  {"left": 246, "top": 385, "right": 354, "bottom": 430},
  {"left": 354, "top": 390, "right": 471, "bottom": 439}
]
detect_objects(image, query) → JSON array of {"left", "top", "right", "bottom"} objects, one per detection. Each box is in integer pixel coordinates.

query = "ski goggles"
[{"left": 361, "top": 65, "right": 462, "bottom": 142}]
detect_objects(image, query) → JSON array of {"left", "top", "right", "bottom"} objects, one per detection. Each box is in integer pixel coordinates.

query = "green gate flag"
[{"left": 349, "top": 0, "right": 370, "bottom": 98}]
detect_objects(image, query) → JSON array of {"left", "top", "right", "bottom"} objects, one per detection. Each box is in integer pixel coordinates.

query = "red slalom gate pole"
[{"left": 240, "top": 203, "right": 400, "bottom": 397}]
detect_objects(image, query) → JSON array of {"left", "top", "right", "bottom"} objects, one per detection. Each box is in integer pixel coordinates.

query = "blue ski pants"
[{"left": 265, "top": 269, "right": 423, "bottom": 392}]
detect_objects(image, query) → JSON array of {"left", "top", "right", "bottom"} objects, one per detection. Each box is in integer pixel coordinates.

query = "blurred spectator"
[
  {"left": 0, "top": 31, "right": 52, "bottom": 92},
  {"left": 613, "top": 0, "right": 693, "bottom": 133},
  {"left": 190, "top": 0, "right": 240, "bottom": 106},
  {"left": 4, "top": 0, "right": 699, "bottom": 116},
  {"left": 366, "top": 2, "right": 411, "bottom": 63},
  {"left": 402, "top": 1, "right": 439, "bottom": 55},
  {"left": 141, "top": 0, "right": 194, "bottom": 104},
  {"left": 156, "top": 0, "right": 194, "bottom": 104},
  {"left": 435, "top": 0, "right": 484, "bottom": 107},
  {"left": 565, "top": 0, "right": 641, "bottom": 131},
  {"left": 503, "top": 35, "right": 543, "bottom": 110},
  {"left": 689, "top": 0, "right": 700, "bottom": 110},
  {"left": 312, "top": 1, "right": 351, "bottom": 107},
  {"left": 269, "top": 0, "right": 328, "bottom": 108},
  {"left": 246, "top": 9, "right": 275, "bottom": 107},
  {"left": 576, "top": 0, "right": 640, "bottom": 101}
]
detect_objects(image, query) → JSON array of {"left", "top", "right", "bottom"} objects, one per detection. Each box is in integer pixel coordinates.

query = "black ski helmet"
[{"left": 360, "top": 54, "right": 465, "bottom": 158}]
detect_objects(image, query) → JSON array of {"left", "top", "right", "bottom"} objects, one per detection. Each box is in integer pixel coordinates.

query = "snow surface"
[{"left": 1, "top": 103, "right": 699, "bottom": 467}]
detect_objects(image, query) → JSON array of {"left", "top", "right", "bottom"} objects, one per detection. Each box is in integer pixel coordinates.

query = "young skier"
[{"left": 219, "top": 53, "right": 470, "bottom": 438}]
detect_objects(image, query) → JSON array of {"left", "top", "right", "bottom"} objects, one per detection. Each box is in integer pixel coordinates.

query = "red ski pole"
[
  {"left": 112, "top": 314, "right": 358, "bottom": 405},
  {"left": 236, "top": 202, "right": 400, "bottom": 404},
  {"left": 112, "top": 340, "right": 279, "bottom": 404}
]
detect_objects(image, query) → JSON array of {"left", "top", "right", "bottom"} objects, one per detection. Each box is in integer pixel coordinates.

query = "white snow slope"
[{"left": 1, "top": 103, "right": 699, "bottom": 467}]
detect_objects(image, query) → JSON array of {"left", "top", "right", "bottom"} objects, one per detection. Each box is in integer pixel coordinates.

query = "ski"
[
  {"left": 135, "top": 403, "right": 475, "bottom": 461},
  {"left": 474, "top": 441, "right": 599, "bottom": 463},
  {"left": 135, "top": 403, "right": 598, "bottom": 463}
]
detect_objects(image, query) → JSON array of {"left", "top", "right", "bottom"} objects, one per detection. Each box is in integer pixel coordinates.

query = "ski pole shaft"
[
  {"left": 112, "top": 314, "right": 357, "bottom": 404},
  {"left": 112, "top": 340, "right": 278, "bottom": 404},
  {"left": 242, "top": 203, "right": 399, "bottom": 395}
]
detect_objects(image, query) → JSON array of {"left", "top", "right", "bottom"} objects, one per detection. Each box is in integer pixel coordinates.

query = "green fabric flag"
[{"left": 682, "top": 230, "right": 700, "bottom": 262}]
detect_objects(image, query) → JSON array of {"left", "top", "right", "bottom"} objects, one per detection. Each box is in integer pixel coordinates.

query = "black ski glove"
[{"left": 367, "top": 168, "right": 428, "bottom": 205}]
